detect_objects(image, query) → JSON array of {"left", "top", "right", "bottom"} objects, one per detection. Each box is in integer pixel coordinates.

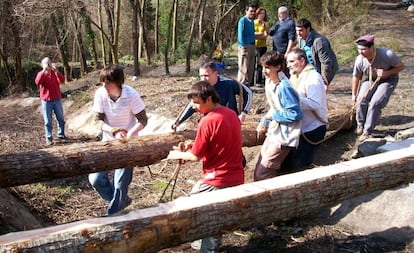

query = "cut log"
[
  {"left": 1, "top": 147, "right": 413, "bottom": 252},
  {"left": 0, "top": 109, "right": 353, "bottom": 189}
]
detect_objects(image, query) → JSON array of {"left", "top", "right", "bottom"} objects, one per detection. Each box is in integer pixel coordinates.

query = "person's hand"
[
  {"left": 112, "top": 128, "right": 128, "bottom": 142},
  {"left": 376, "top": 68, "right": 384, "bottom": 78},
  {"left": 352, "top": 94, "right": 357, "bottom": 103},
  {"left": 238, "top": 112, "right": 247, "bottom": 123},
  {"left": 171, "top": 123, "right": 178, "bottom": 131},
  {"left": 167, "top": 150, "right": 183, "bottom": 160}
]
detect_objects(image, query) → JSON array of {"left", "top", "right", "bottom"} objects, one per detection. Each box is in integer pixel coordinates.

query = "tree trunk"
[
  {"left": 185, "top": 0, "right": 202, "bottom": 73},
  {"left": 209, "top": 0, "right": 240, "bottom": 59},
  {"left": 51, "top": 13, "right": 72, "bottom": 82},
  {"left": 154, "top": 0, "right": 159, "bottom": 55},
  {"left": 164, "top": 0, "right": 176, "bottom": 75},
  {"left": 80, "top": 2, "right": 99, "bottom": 69},
  {"left": 1, "top": 147, "right": 413, "bottom": 252},
  {"left": 69, "top": 11, "right": 88, "bottom": 76},
  {"left": 0, "top": 109, "right": 354, "bottom": 189},
  {"left": 98, "top": 0, "right": 107, "bottom": 65},
  {"left": 103, "top": 0, "right": 115, "bottom": 63},
  {"left": 0, "top": 125, "right": 258, "bottom": 188},
  {"left": 131, "top": 0, "right": 140, "bottom": 76},
  {"left": 198, "top": 0, "right": 206, "bottom": 55}
]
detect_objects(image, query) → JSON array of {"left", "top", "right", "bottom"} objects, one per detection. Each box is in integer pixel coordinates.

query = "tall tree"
[
  {"left": 130, "top": 0, "right": 141, "bottom": 76},
  {"left": 154, "top": 0, "right": 160, "bottom": 55},
  {"left": 164, "top": 0, "right": 177, "bottom": 75},
  {"left": 185, "top": 0, "right": 203, "bottom": 73},
  {"left": 51, "top": 12, "right": 72, "bottom": 81},
  {"left": 209, "top": 0, "right": 240, "bottom": 59}
]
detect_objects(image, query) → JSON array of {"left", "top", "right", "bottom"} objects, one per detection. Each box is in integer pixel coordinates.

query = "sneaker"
[
  {"left": 356, "top": 125, "right": 363, "bottom": 135},
  {"left": 58, "top": 135, "right": 66, "bottom": 140},
  {"left": 46, "top": 139, "right": 53, "bottom": 146},
  {"left": 190, "top": 239, "right": 202, "bottom": 250}
]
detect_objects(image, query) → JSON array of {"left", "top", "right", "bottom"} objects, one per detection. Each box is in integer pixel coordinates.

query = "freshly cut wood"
[
  {"left": 394, "top": 127, "right": 414, "bottom": 140},
  {"left": 0, "top": 108, "right": 353, "bottom": 189},
  {"left": 1, "top": 147, "right": 413, "bottom": 253}
]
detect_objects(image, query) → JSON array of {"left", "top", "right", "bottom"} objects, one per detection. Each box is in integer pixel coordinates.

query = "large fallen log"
[
  {"left": 1, "top": 147, "right": 413, "bottom": 252},
  {"left": 0, "top": 109, "right": 353, "bottom": 189}
]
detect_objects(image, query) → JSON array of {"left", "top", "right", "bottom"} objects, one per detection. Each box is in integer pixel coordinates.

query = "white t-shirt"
[{"left": 93, "top": 85, "right": 146, "bottom": 141}]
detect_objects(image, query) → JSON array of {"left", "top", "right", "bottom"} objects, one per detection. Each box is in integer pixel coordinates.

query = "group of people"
[
  {"left": 238, "top": 4, "right": 338, "bottom": 92},
  {"left": 33, "top": 4, "right": 404, "bottom": 252}
]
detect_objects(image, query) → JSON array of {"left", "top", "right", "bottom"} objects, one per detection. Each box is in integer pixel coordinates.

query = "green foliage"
[{"left": 153, "top": 179, "right": 169, "bottom": 191}]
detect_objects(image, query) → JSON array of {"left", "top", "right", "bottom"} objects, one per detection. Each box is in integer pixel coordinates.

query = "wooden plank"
[{"left": 1, "top": 147, "right": 413, "bottom": 253}]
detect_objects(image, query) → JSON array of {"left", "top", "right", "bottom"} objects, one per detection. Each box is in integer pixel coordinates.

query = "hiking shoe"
[
  {"left": 356, "top": 125, "right": 363, "bottom": 135},
  {"left": 190, "top": 239, "right": 202, "bottom": 250}
]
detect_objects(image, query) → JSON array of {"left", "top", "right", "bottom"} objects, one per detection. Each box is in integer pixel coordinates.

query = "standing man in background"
[
  {"left": 269, "top": 6, "right": 296, "bottom": 59},
  {"left": 237, "top": 3, "right": 257, "bottom": 86},
  {"left": 296, "top": 18, "right": 338, "bottom": 90},
  {"left": 35, "top": 57, "right": 66, "bottom": 146}
]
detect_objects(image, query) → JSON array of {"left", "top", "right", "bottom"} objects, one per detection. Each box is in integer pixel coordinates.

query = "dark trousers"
[
  {"left": 282, "top": 125, "right": 327, "bottom": 172},
  {"left": 255, "top": 47, "right": 267, "bottom": 84}
]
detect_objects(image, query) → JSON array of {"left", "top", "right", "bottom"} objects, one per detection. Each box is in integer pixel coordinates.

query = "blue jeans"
[
  {"left": 41, "top": 99, "right": 65, "bottom": 141},
  {"left": 88, "top": 168, "right": 133, "bottom": 215}
]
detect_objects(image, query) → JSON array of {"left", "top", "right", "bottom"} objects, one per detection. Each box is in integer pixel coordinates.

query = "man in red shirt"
[
  {"left": 167, "top": 81, "right": 244, "bottom": 252},
  {"left": 35, "top": 57, "right": 66, "bottom": 145}
]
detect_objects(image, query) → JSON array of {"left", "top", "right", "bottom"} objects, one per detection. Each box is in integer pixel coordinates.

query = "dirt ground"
[{"left": 1, "top": 0, "right": 414, "bottom": 252}]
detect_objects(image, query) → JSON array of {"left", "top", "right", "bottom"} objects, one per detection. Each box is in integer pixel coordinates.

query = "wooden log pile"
[{"left": 0, "top": 147, "right": 413, "bottom": 252}]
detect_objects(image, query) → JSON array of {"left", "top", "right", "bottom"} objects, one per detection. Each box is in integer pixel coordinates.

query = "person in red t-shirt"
[
  {"left": 35, "top": 57, "right": 66, "bottom": 145},
  {"left": 167, "top": 81, "right": 244, "bottom": 253}
]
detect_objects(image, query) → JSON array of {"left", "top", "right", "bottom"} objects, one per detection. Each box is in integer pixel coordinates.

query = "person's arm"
[
  {"left": 285, "top": 20, "right": 296, "bottom": 57},
  {"left": 34, "top": 71, "right": 45, "bottom": 86},
  {"left": 167, "top": 150, "right": 200, "bottom": 162},
  {"left": 314, "top": 37, "right": 336, "bottom": 86},
  {"left": 95, "top": 112, "right": 126, "bottom": 137},
  {"left": 351, "top": 75, "right": 362, "bottom": 102},
  {"left": 239, "top": 82, "right": 253, "bottom": 121},
  {"left": 377, "top": 61, "right": 404, "bottom": 78},
  {"left": 50, "top": 64, "right": 65, "bottom": 84},
  {"left": 127, "top": 109, "right": 148, "bottom": 138},
  {"left": 272, "top": 81, "right": 303, "bottom": 123},
  {"left": 172, "top": 101, "right": 196, "bottom": 129}
]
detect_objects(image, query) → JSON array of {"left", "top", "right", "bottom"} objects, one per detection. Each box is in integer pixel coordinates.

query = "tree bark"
[
  {"left": 0, "top": 109, "right": 353, "bottom": 189},
  {"left": 1, "top": 147, "right": 413, "bottom": 252}
]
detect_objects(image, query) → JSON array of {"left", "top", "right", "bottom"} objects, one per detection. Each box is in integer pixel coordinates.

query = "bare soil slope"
[{"left": 1, "top": 1, "right": 414, "bottom": 252}]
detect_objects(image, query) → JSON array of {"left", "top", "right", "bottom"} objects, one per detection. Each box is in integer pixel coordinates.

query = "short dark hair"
[
  {"left": 296, "top": 18, "right": 312, "bottom": 30},
  {"left": 187, "top": 81, "right": 220, "bottom": 104},
  {"left": 260, "top": 51, "right": 286, "bottom": 72},
  {"left": 200, "top": 60, "right": 218, "bottom": 72},
  {"left": 99, "top": 64, "right": 125, "bottom": 88},
  {"left": 290, "top": 48, "right": 308, "bottom": 64},
  {"left": 245, "top": 3, "right": 257, "bottom": 10}
]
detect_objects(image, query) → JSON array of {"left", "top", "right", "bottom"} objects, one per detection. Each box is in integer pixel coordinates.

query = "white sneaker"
[{"left": 190, "top": 239, "right": 202, "bottom": 250}]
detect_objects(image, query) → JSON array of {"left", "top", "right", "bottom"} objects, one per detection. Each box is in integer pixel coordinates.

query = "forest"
[{"left": 0, "top": 0, "right": 364, "bottom": 96}]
